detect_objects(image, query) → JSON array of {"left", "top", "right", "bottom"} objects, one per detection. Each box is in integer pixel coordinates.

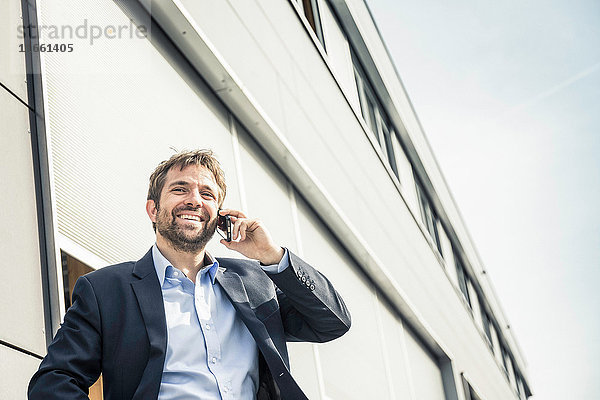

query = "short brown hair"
[{"left": 147, "top": 149, "right": 227, "bottom": 209}]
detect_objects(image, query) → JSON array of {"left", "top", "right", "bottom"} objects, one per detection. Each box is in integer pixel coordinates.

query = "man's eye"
[
  {"left": 172, "top": 188, "right": 185, "bottom": 192},
  {"left": 202, "top": 192, "right": 215, "bottom": 199}
]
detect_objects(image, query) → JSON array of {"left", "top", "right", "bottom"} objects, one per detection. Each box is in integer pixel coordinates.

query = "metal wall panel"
[
  {"left": 320, "top": 0, "right": 360, "bottom": 110},
  {"left": 234, "top": 123, "right": 323, "bottom": 398},
  {"left": 404, "top": 328, "right": 446, "bottom": 400},
  {"left": 287, "top": 342, "right": 322, "bottom": 400},
  {"left": 178, "top": 0, "right": 290, "bottom": 140},
  {"left": 294, "top": 195, "right": 390, "bottom": 400},
  {"left": 38, "top": 0, "right": 240, "bottom": 265},
  {"left": 0, "top": 89, "right": 46, "bottom": 355},
  {"left": 0, "top": 346, "right": 41, "bottom": 400},
  {"left": 0, "top": 0, "right": 28, "bottom": 101},
  {"left": 378, "top": 302, "right": 416, "bottom": 400},
  {"left": 236, "top": 124, "right": 298, "bottom": 251}
]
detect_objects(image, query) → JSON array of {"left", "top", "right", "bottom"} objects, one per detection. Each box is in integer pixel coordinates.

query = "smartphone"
[{"left": 218, "top": 213, "right": 232, "bottom": 242}]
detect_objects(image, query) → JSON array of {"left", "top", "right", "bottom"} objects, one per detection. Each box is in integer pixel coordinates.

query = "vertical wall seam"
[
  {"left": 21, "top": 0, "right": 60, "bottom": 344},
  {"left": 289, "top": 187, "right": 327, "bottom": 400},
  {"left": 373, "top": 292, "right": 398, "bottom": 400},
  {"left": 229, "top": 115, "right": 248, "bottom": 213},
  {"left": 398, "top": 318, "right": 417, "bottom": 400}
]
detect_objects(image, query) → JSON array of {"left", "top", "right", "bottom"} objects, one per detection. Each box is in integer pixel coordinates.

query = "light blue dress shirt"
[{"left": 152, "top": 244, "right": 288, "bottom": 400}]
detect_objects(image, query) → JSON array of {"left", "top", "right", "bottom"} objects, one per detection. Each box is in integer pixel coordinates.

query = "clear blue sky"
[{"left": 365, "top": 0, "right": 600, "bottom": 399}]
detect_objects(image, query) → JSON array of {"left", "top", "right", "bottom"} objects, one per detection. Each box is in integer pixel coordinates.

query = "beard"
[{"left": 155, "top": 205, "right": 218, "bottom": 253}]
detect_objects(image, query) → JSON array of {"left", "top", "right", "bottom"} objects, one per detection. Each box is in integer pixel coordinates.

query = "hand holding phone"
[{"left": 217, "top": 208, "right": 284, "bottom": 265}]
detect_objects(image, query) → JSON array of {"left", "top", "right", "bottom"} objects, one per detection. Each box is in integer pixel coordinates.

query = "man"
[{"left": 29, "top": 149, "right": 351, "bottom": 400}]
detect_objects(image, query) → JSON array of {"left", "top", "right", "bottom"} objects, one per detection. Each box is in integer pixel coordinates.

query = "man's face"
[{"left": 147, "top": 164, "right": 220, "bottom": 253}]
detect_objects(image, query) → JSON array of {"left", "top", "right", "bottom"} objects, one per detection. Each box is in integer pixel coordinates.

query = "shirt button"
[
  {"left": 212, "top": 357, "right": 217, "bottom": 364},
  {"left": 205, "top": 324, "right": 211, "bottom": 330}
]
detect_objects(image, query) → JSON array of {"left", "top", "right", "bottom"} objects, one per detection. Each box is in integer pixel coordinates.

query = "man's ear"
[{"left": 146, "top": 200, "right": 158, "bottom": 223}]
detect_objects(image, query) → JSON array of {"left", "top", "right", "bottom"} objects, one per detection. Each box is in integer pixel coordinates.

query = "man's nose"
[{"left": 184, "top": 189, "right": 204, "bottom": 208}]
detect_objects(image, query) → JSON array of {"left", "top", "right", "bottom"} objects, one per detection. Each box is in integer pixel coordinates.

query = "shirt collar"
[
  {"left": 152, "top": 244, "right": 169, "bottom": 286},
  {"left": 152, "top": 244, "right": 219, "bottom": 286},
  {"left": 202, "top": 251, "right": 220, "bottom": 284}
]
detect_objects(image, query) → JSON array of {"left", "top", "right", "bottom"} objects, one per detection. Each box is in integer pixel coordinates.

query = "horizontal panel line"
[{"left": 0, "top": 339, "right": 44, "bottom": 360}]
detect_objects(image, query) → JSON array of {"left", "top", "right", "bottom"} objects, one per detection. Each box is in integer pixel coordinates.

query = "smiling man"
[{"left": 28, "top": 149, "right": 351, "bottom": 400}]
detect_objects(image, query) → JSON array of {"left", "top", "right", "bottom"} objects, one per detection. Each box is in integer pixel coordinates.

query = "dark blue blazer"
[{"left": 28, "top": 249, "right": 351, "bottom": 400}]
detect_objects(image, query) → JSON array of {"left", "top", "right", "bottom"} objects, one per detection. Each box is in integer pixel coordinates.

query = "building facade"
[{"left": 0, "top": 0, "right": 532, "bottom": 399}]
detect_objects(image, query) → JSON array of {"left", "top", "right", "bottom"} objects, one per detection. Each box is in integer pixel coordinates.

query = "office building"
[{"left": 0, "top": 0, "right": 532, "bottom": 398}]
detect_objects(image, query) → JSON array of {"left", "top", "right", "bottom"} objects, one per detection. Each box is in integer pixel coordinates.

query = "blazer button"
[
  {"left": 297, "top": 270, "right": 303, "bottom": 278},
  {"left": 301, "top": 276, "right": 306, "bottom": 282},
  {"left": 310, "top": 284, "right": 315, "bottom": 291}
]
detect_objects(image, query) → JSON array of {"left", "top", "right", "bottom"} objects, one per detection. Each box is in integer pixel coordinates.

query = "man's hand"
[{"left": 218, "top": 209, "right": 284, "bottom": 265}]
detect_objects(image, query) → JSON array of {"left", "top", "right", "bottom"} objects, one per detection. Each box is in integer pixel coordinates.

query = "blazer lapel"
[
  {"left": 215, "top": 266, "right": 250, "bottom": 306},
  {"left": 214, "top": 265, "right": 276, "bottom": 346},
  {"left": 130, "top": 249, "right": 167, "bottom": 400}
]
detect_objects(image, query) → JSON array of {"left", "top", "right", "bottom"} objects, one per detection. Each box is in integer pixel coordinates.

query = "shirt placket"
[{"left": 195, "top": 269, "right": 232, "bottom": 399}]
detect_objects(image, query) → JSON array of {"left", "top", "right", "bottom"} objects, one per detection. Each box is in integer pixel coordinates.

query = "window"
[
  {"left": 377, "top": 116, "right": 399, "bottom": 176},
  {"left": 507, "top": 356, "right": 517, "bottom": 390},
  {"left": 389, "top": 133, "right": 405, "bottom": 186},
  {"left": 353, "top": 56, "right": 400, "bottom": 179},
  {"left": 461, "top": 374, "right": 483, "bottom": 400},
  {"left": 455, "top": 254, "right": 471, "bottom": 308},
  {"left": 500, "top": 345, "right": 510, "bottom": 376},
  {"left": 479, "top": 298, "right": 493, "bottom": 347},
  {"left": 416, "top": 181, "right": 443, "bottom": 256},
  {"left": 297, "top": 0, "right": 325, "bottom": 46},
  {"left": 516, "top": 376, "right": 526, "bottom": 399}
]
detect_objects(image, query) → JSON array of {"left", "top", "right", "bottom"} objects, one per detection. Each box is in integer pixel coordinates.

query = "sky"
[{"left": 364, "top": 0, "right": 600, "bottom": 399}]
